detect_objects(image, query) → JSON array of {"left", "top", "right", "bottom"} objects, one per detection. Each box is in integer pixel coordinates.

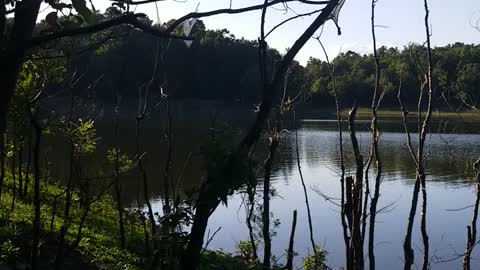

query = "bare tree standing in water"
[{"left": 402, "top": 1, "right": 434, "bottom": 269}]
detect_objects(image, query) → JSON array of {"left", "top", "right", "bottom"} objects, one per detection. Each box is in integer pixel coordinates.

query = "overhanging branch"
[
  {"left": 27, "top": 13, "right": 191, "bottom": 49},
  {"left": 165, "top": 0, "right": 330, "bottom": 33}
]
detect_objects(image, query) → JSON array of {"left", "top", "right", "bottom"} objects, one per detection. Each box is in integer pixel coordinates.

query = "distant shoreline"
[{"left": 339, "top": 108, "right": 480, "bottom": 122}]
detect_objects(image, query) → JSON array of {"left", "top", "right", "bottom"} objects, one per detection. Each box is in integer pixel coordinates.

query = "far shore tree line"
[
  {"left": 23, "top": 8, "right": 479, "bottom": 110},
  {"left": 4, "top": 8, "right": 477, "bottom": 111}
]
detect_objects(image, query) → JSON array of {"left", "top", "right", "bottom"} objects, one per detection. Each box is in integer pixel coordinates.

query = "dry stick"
[
  {"left": 286, "top": 210, "right": 298, "bottom": 270},
  {"left": 135, "top": 111, "right": 158, "bottom": 268},
  {"left": 400, "top": 83, "right": 422, "bottom": 270},
  {"left": 362, "top": 153, "right": 371, "bottom": 244},
  {"left": 317, "top": 38, "right": 351, "bottom": 268},
  {"left": 294, "top": 110, "right": 317, "bottom": 255},
  {"left": 367, "top": 1, "right": 384, "bottom": 269},
  {"left": 30, "top": 112, "right": 42, "bottom": 270},
  {"left": 348, "top": 105, "right": 365, "bottom": 270},
  {"left": 24, "top": 122, "right": 32, "bottom": 197},
  {"left": 262, "top": 135, "right": 278, "bottom": 270},
  {"left": 10, "top": 128, "right": 16, "bottom": 211},
  {"left": 403, "top": 1, "right": 434, "bottom": 268},
  {"left": 163, "top": 97, "right": 173, "bottom": 215},
  {"left": 54, "top": 92, "right": 76, "bottom": 270},
  {"left": 0, "top": 133, "right": 4, "bottom": 200},
  {"left": 259, "top": 2, "right": 273, "bottom": 269},
  {"left": 18, "top": 142, "right": 23, "bottom": 199},
  {"left": 419, "top": 1, "right": 433, "bottom": 268},
  {"left": 463, "top": 158, "right": 480, "bottom": 270},
  {"left": 113, "top": 98, "right": 126, "bottom": 249},
  {"left": 202, "top": 227, "right": 222, "bottom": 253},
  {"left": 135, "top": 36, "right": 163, "bottom": 268},
  {"left": 246, "top": 145, "right": 259, "bottom": 261}
]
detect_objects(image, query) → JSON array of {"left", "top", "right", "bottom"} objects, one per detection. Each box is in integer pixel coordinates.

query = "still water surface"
[
  {"left": 49, "top": 102, "right": 480, "bottom": 269},
  {"left": 151, "top": 119, "right": 479, "bottom": 270}
]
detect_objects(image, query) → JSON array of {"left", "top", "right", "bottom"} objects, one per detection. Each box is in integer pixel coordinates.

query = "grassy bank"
[
  {"left": 0, "top": 175, "right": 326, "bottom": 270},
  {"left": 0, "top": 176, "right": 144, "bottom": 269},
  {"left": 342, "top": 108, "right": 480, "bottom": 121}
]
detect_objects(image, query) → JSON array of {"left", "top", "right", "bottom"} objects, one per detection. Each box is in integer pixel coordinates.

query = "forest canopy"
[{"left": 32, "top": 8, "right": 480, "bottom": 109}]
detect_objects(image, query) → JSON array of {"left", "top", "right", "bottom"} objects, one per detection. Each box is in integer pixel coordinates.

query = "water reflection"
[
  {"left": 203, "top": 120, "right": 480, "bottom": 269},
  {"left": 45, "top": 104, "right": 480, "bottom": 269}
]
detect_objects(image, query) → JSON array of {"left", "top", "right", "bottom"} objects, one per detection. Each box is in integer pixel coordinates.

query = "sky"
[{"left": 40, "top": 0, "right": 480, "bottom": 65}]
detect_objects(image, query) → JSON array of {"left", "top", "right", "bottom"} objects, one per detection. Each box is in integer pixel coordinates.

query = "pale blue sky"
[{"left": 42, "top": 0, "right": 480, "bottom": 64}]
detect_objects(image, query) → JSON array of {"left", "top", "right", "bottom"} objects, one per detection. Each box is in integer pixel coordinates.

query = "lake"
[{"left": 47, "top": 101, "right": 480, "bottom": 269}]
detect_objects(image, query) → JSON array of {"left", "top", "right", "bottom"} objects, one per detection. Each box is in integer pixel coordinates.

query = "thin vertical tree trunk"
[
  {"left": 286, "top": 210, "right": 298, "bottom": 270},
  {"left": 55, "top": 95, "right": 76, "bottom": 270},
  {"left": 31, "top": 118, "right": 42, "bottom": 270},
  {"left": 294, "top": 110, "right": 317, "bottom": 255},
  {"left": 348, "top": 106, "right": 364, "bottom": 270},
  {"left": 11, "top": 129, "right": 16, "bottom": 211},
  {"left": 135, "top": 117, "right": 158, "bottom": 269},
  {"left": 463, "top": 158, "right": 480, "bottom": 270},
  {"left": 403, "top": 2, "right": 433, "bottom": 268},
  {"left": 113, "top": 100, "right": 126, "bottom": 249},
  {"left": 317, "top": 38, "right": 351, "bottom": 269},
  {"left": 0, "top": 134, "right": 4, "bottom": 200},
  {"left": 24, "top": 135, "right": 32, "bottom": 197},
  {"left": 403, "top": 178, "right": 421, "bottom": 270},
  {"left": 419, "top": 1, "right": 433, "bottom": 268},
  {"left": 18, "top": 143, "right": 23, "bottom": 199},
  {"left": 262, "top": 138, "right": 278, "bottom": 270},
  {"left": 367, "top": 1, "right": 383, "bottom": 269},
  {"left": 163, "top": 98, "right": 173, "bottom": 215}
]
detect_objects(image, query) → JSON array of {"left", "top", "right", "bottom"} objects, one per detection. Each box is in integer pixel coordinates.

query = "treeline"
[
  {"left": 37, "top": 8, "right": 480, "bottom": 108},
  {"left": 306, "top": 43, "right": 480, "bottom": 108}
]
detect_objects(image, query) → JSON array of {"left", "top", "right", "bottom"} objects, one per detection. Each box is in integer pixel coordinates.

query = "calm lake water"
[
  {"left": 200, "top": 120, "right": 480, "bottom": 269},
  {"left": 47, "top": 101, "right": 480, "bottom": 269}
]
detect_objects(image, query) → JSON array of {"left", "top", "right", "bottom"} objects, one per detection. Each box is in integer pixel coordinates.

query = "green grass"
[
  {"left": 0, "top": 175, "right": 144, "bottom": 270},
  {"left": 342, "top": 108, "right": 480, "bottom": 121},
  {"left": 0, "top": 174, "right": 328, "bottom": 270}
]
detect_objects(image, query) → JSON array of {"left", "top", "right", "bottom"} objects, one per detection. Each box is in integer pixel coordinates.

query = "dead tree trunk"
[
  {"left": 286, "top": 210, "right": 298, "bottom": 270},
  {"left": 30, "top": 115, "right": 42, "bottom": 270},
  {"left": 262, "top": 137, "right": 278, "bottom": 270},
  {"left": 11, "top": 129, "right": 16, "bottom": 211},
  {"left": 367, "top": 1, "right": 384, "bottom": 269},
  {"left": 348, "top": 106, "right": 365, "bottom": 270},
  {"left": 403, "top": 1, "right": 433, "bottom": 268},
  {"left": 463, "top": 158, "right": 480, "bottom": 270},
  {"left": 0, "top": 134, "right": 4, "bottom": 200},
  {"left": 113, "top": 100, "right": 126, "bottom": 249},
  {"left": 24, "top": 134, "right": 32, "bottom": 197},
  {"left": 18, "top": 143, "right": 23, "bottom": 199}
]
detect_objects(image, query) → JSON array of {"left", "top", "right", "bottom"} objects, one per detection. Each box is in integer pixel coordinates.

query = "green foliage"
[
  {"left": 68, "top": 118, "right": 98, "bottom": 156},
  {"left": 0, "top": 175, "right": 144, "bottom": 269},
  {"left": 107, "top": 148, "right": 134, "bottom": 174},
  {"left": 0, "top": 240, "right": 20, "bottom": 263},
  {"left": 305, "top": 43, "right": 480, "bottom": 107},
  {"left": 302, "top": 247, "right": 328, "bottom": 270},
  {"left": 235, "top": 241, "right": 259, "bottom": 266}
]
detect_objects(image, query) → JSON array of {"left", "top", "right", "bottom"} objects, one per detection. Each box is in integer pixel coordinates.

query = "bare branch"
[
  {"left": 28, "top": 13, "right": 190, "bottom": 49},
  {"left": 165, "top": 0, "right": 330, "bottom": 33}
]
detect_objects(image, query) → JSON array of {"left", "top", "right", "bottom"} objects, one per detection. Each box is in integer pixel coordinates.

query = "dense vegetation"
[
  {"left": 28, "top": 8, "right": 480, "bottom": 109},
  {"left": 1, "top": 1, "right": 479, "bottom": 270}
]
